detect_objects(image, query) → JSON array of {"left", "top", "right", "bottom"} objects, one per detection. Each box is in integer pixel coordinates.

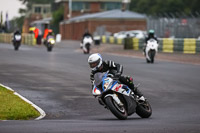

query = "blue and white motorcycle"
[{"left": 92, "top": 72, "right": 152, "bottom": 120}]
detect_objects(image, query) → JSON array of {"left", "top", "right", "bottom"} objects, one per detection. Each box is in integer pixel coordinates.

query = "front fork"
[
  {"left": 97, "top": 94, "right": 123, "bottom": 109},
  {"left": 105, "top": 93, "right": 123, "bottom": 107}
]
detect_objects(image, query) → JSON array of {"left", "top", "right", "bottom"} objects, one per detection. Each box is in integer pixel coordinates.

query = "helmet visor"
[{"left": 89, "top": 59, "right": 100, "bottom": 68}]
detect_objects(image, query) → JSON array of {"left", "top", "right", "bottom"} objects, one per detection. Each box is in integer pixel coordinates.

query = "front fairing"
[
  {"left": 92, "top": 72, "right": 131, "bottom": 96},
  {"left": 92, "top": 85, "right": 102, "bottom": 96},
  {"left": 146, "top": 39, "right": 158, "bottom": 51},
  {"left": 48, "top": 38, "right": 55, "bottom": 45},
  {"left": 83, "top": 36, "right": 93, "bottom": 44},
  {"left": 14, "top": 35, "right": 21, "bottom": 41}
]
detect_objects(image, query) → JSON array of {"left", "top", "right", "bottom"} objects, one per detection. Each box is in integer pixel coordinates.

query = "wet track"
[{"left": 0, "top": 42, "right": 200, "bottom": 133}]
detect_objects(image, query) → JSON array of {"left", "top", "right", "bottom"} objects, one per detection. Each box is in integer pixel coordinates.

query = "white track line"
[{"left": 0, "top": 83, "right": 46, "bottom": 120}]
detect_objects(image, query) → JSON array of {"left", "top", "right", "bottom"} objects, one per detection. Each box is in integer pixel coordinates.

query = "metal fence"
[{"left": 147, "top": 17, "right": 200, "bottom": 38}]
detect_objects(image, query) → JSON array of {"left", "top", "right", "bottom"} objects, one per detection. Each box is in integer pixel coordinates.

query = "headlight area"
[{"left": 50, "top": 40, "right": 55, "bottom": 44}]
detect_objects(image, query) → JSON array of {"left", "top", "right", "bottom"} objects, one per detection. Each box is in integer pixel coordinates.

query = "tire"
[
  {"left": 146, "top": 51, "right": 151, "bottom": 63},
  {"left": 14, "top": 46, "right": 19, "bottom": 51},
  {"left": 104, "top": 96, "right": 127, "bottom": 120},
  {"left": 150, "top": 50, "right": 155, "bottom": 63},
  {"left": 136, "top": 100, "right": 152, "bottom": 118},
  {"left": 86, "top": 44, "right": 90, "bottom": 54},
  {"left": 14, "top": 43, "right": 19, "bottom": 51},
  {"left": 146, "top": 58, "right": 150, "bottom": 63},
  {"left": 47, "top": 47, "right": 52, "bottom": 52}
]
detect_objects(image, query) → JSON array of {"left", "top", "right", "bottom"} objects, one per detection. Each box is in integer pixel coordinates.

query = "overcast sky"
[{"left": 0, "top": 0, "right": 25, "bottom": 22}]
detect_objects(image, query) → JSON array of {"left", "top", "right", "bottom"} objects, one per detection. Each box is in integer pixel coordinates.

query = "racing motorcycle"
[
  {"left": 45, "top": 36, "right": 55, "bottom": 52},
  {"left": 92, "top": 72, "right": 152, "bottom": 120},
  {"left": 145, "top": 39, "right": 158, "bottom": 63},
  {"left": 12, "top": 34, "right": 22, "bottom": 51},
  {"left": 81, "top": 35, "right": 93, "bottom": 54}
]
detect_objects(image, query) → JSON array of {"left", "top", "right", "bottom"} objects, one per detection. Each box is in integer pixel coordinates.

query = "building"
[
  {"left": 30, "top": 17, "right": 52, "bottom": 36},
  {"left": 22, "top": 4, "right": 52, "bottom": 33},
  {"left": 57, "top": 0, "right": 147, "bottom": 40},
  {"left": 56, "top": 0, "right": 123, "bottom": 20},
  {"left": 60, "top": 9, "right": 147, "bottom": 40}
]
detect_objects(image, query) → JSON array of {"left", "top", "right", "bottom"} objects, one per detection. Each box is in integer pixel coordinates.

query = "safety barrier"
[
  {"left": 101, "top": 36, "right": 200, "bottom": 54},
  {"left": 0, "top": 33, "right": 12, "bottom": 43},
  {"left": 0, "top": 33, "right": 36, "bottom": 46}
]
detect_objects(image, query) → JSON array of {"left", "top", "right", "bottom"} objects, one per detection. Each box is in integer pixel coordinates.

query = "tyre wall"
[{"left": 100, "top": 35, "right": 200, "bottom": 54}]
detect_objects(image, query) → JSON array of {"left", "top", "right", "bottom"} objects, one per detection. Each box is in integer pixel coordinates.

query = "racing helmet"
[
  {"left": 88, "top": 53, "right": 103, "bottom": 71},
  {"left": 148, "top": 29, "right": 155, "bottom": 37}
]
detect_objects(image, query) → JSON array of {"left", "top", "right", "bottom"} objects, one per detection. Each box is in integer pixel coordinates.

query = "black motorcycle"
[{"left": 12, "top": 34, "right": 22, "bottom": 51}]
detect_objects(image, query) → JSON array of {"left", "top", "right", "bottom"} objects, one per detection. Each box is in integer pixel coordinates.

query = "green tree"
[
  {"left": 17, "top": 0, "right": 62, "bottom": 33},
  {"left": 130, "top": 0, "right": 200, "bottom": 17},
  {"left": 18, "top": 0, "right": 55, "bottom": 13},
  {"left": 51, "top": 5, "right": 64, "bottom": 34}
]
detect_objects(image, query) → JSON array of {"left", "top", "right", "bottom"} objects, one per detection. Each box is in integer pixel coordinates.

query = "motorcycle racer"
[
  {"left": 143, "top": 29, "right": 158, "bottom": 55},
  {"left": 88, "top": 53, "right": 145, "bottom": 101}
]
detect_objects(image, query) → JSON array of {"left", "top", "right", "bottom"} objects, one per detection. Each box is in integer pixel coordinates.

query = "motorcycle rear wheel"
[
  {"left": 13, "top": 43, "right": 20, "bottom": 51},
  {"left": 105, "top": 96, "right": 127, "bottom": 120},
  {"left": 136, "top": 100, "right": 152, "bottom": 118},
  {"left": 150, "top": 50, "right": 155, "bottom": 63}
]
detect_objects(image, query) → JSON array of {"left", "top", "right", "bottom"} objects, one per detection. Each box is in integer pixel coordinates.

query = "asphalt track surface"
[{"left": 0, "top": 42, "right": 200, "bottom": 133}]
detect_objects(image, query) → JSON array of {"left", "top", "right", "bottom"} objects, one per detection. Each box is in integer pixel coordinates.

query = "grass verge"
[{"left": 0, "top": 85, "right": 40, "bottom": 120}]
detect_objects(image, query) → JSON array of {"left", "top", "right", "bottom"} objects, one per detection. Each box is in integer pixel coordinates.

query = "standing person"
[
  {"left": 43, "top": 28, "right": 49, "bottom": 40},
  {"left": 34, "top": 27, "right": 39, "bottom": 39},
  {"left": 88, "top": 53, "right": 145, "bottom": 101},
  {"left": 33, "top": 27, "right": 40, "bottom": 44}
]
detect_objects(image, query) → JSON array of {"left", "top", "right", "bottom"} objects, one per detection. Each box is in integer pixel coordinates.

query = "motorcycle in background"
[
  {"left": 45, "top": 36, "right": 55, "bottom": 52},
  {"left": 81, "top": 35, "right": 93, "bottom": 54},
  {"left": 92, "top": 72, "right": 152, "bottom": 120},
  {"left": 12, "top": 34, "right": 22, "bottom": 51},
  {"left": 145, "top": 39, "right": 158, "bottom": 63}
]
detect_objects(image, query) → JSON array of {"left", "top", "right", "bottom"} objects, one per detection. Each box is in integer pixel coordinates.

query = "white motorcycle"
[
  {"left": 145, "top": 39, "right": 158, "bottom": 63},
  {"left": 81, "top": 36, "right": 93, "bottom": 54}
]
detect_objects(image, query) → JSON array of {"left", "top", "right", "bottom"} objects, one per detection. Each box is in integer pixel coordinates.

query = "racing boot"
[
  {"left": 126, "top": 76, "right": 145, "bottom": 101},
  {"left": 134, "top": 86, "right": 145, "bottom": 101}
]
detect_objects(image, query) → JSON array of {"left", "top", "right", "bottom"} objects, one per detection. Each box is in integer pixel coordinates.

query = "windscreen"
[{"left": 94, "top": 72, "right": 106, "bottom": 86}]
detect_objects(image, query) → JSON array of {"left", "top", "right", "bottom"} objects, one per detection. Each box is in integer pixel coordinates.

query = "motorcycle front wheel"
[
  {"left": 13, "top": 43, "right": 20, "bottom": 51},
  {"left": 150, "top": 50, "right": 155, "bottom": 63},
  {"left": 14, "top": 46, "right": 19, "bottom": 51},
  {"left": 104, "top": 96, "right": 127, "bottom": 120},
  {"left": 47, "top": 46, "right": 52, "bottom": 52}
]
